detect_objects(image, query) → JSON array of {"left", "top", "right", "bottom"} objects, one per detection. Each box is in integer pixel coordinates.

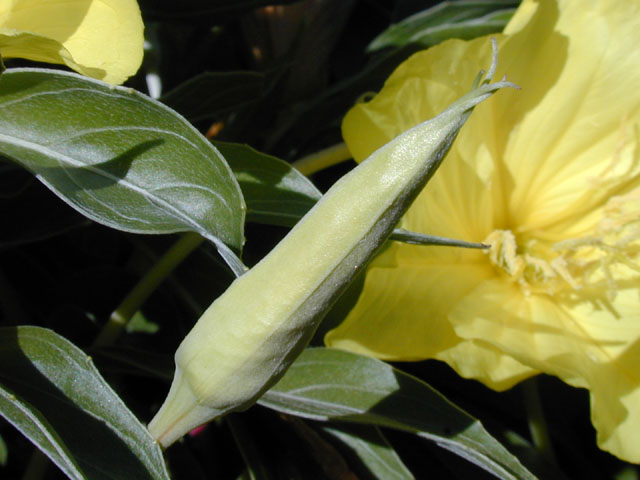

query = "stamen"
[
  {"left": 551, "top": 188, "right": 640, "bottom": 299},
  {"left": 485, "top": 181, "right": 639, "bottom": 301}
]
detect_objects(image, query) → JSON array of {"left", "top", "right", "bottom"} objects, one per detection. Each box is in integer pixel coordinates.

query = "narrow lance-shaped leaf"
[
  {"left": 0, "top": 68, "right": 246, "bottom": 275},
  {"left": 318, "top": 424, "right": 415, "bottom": 480},
  {"left": 260, "top": 348, "right": 536, "bottom": 480},
  {"left": 160, "top": 72, "right": 264, "bottom": 123},
  {"left": 0, "top": 326, "right": 170, "bottom": 480},
  {"left": 368, "top": 0, "right": 518, "bottom": 52}
]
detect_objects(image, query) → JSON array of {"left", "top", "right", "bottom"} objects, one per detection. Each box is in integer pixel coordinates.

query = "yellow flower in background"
[
  {"left": 0, "top": 0, "right": 144, "bottom": 84},
  {"left": 325, "top": 0, "right": 640, "bottom": 463}
]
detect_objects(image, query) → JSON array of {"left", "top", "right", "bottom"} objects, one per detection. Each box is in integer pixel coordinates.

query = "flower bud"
[{"left": 148, "top": 41, "right": 516, "bottom": 448}]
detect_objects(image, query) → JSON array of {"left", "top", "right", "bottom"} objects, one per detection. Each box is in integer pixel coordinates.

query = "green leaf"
[
  {"left": 368, "top": 0, "right": 518, "bottom": 52},
  {"left": 91, "top": 346, "right": 174, "bottom": 381},
  {"left": 215, "top": 141, "right": 322, "bottom": 227},
  {"left": 277, "top": 0, "right": 356, "bottom": 101},
  {"left": 0, "top": 326, "right": 170, "bottom": 480},
  {"left": 0, "top": 68, "right": 245, "bottom": 261},
  {"left": 260, "top": 348, "right": 536, "bottom": 480},
  {"left": 265, "top": 45, "right": 422, "bottom": 153},
  {"left": 160, "top": 71, "right": 265, "bottom": 123},
  {"left": 320, "top": 424, "right": 415, "bottom": 480}
]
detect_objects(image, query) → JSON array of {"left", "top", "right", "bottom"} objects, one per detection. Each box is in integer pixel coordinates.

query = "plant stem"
[
  {"left": 92, "top": 232, "right": 204, "bottom": 348},
  {"left": 21, "top": 450, "right": 48, "bottom": 480},
  {"left": 522, "top": 377, "right": 556, "bottom": 464},
  {"left": 291, "top": 143, "right": 351, "bottom": 176},
  {"left": 226, "top": 414, "right": 270, "bottom": 480}
]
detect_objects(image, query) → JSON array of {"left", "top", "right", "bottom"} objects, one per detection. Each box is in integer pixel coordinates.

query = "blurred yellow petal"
[
  {"left": 327, "top": 0, "right": 640, "bottom": 462},
  {"left": 502, "top": 0, "right": 537, "bottom": 35},
  {"left": 0, "top": 0, "right": 144, "bottom": 84}
]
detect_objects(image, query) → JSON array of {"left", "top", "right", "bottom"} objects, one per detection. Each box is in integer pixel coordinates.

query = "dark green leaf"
[
  {"left": 0, "top": 68, "right": 245, "bottom": 272},
  {"left": 0, "top": 163, "right": 88, "bottom": 249},
  {"left": 320, "top": 424, "right": 415, "bottom": 480},
  {"left": 91, "top": 346, "right": 173, "bottom": 381},
  {"left": 266, "top": 45, "right": 422, "bottom": 153},
  {"left": 501, "top": 431, "right": 570, "bottom": 480},
  {"left": 260, "top": 348, "right": 536, "bottom": 480},
  {"left": 368, "top": 1, "right": 518, "bottom": 52},
  {"left": 0, "top": 326, "right": 170, "bottom": 480},
  {"left": 216, "top": 141, "right": 321, "bottom": 227},
  {"left": 279, "top": 0, "right": 357, "bottom": 101},
  {"left": 226, "top": 414, "right": 272, "bottom": 480},
  {"left": 160, "top": 71, "right": 264, "bottom": 123}
]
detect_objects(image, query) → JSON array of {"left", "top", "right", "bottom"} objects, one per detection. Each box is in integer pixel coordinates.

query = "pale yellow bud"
[{"left": 148, "top": 41, "right": 515, "bottom": 448}]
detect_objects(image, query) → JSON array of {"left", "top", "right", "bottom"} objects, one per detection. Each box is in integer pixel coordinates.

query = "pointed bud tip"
[{"left": 147, "top": 369, "right": 226, "bottom": 448}]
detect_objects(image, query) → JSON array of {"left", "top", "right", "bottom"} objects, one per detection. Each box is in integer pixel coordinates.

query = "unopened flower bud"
[{"left": 148, "top": 41, "right": 515, "bottom": 448}]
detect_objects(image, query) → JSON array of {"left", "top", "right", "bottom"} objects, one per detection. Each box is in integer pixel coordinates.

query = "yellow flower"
[
  {"left": 0, "top": 0, "right": 144, "bottom": 84},
  {"left": 325, "top": 0, "right": 640, "bottom": 463}
]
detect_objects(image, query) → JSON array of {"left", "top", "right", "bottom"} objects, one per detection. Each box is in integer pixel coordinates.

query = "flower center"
[{"left": 484, "top": 189, "right": 640, "bottom": 299}]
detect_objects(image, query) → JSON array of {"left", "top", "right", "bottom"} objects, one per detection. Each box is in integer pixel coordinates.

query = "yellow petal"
[
  {"left": 494, "top": 0, "right": 640, "bottom": 236},
  {"left": 325, "top": 243, "right": 537, "bottom": 388},
  {"left": 502, "top": 0, "right": 537, "bottom": 35},
  {"left": 449, "top": 264, "right": 640, "bottom": 461},
  {"left": 0, "top": 0, "right": 144, "bottom": 84},
  {"left": 434, "top": 339, "right": 536, "bottom": 392},
  {"left": 589, "top": 349, "right": 640, "bottom": 464},
  {"left": 449, "top": 280, "right": 591, "bottom": 387},
  {"left": 342, "top": 36, "right": 499, "bottom": 163},
  {"left": 342, "top": 36, "right": 513, "bottom": 240},
  {"left": 326, "top": 242, "right": 489, "bottom": 358},
  {"left": 567, "top": 270, "right": 640, "bottom": 461}
]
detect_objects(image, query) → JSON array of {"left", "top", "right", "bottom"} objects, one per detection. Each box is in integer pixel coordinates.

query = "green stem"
[
  {"left": 522, "top": 377, "right": 556, "bottom": 464},
  {"left": 92, "top": 232, "right": 204, "bottom": 348},
  {"left": 21, "top": 450, "right": 48, "bottom": 480},
  {"left": 226, "top": 414, "right": 270, "bottom": 480},
  {"left": 291, "top": 143, "right": 352, "bottom": 176}
]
